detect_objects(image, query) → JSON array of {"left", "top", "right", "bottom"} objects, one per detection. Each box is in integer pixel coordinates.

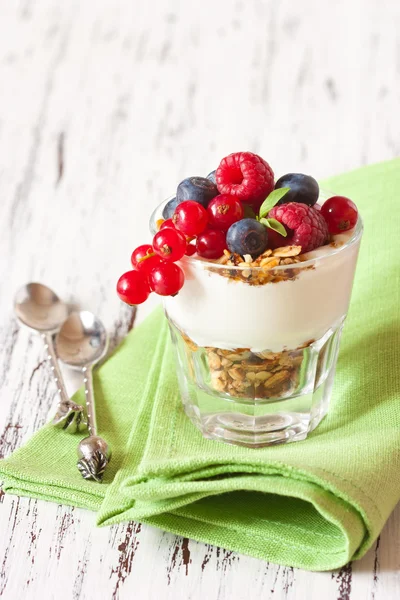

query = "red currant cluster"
[
  {"left": 174, "top": 197, "right": 243, "bottom": 259},
  {"left": 116, "top": 196, "right": 244, "bottom": 305},
  {"left": 117, "top": 230, "right": 185, "bottom": 306}
]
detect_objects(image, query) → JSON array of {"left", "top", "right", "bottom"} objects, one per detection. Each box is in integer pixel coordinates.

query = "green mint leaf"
[
  {"left": 259, "top": 187, "right": 290, "bottom": 219},
  {"left": 259, "top": 217, "right": 288, "bottom": 237}
]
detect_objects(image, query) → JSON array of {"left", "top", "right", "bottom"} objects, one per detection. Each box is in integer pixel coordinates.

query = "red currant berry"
[
  {"left": 321, "top": 196, "right": 358, "bottom": 234},
  {"left": 131, "top": 244, "right": 153, "bottom": 268},
  {"left": 131, "top": 244, "right": 162, "bottom": 276},
  {"left": 160, "top": 218, "right": 176, "bottom": 230},
  {"left": 140, "top": 255, "right": 163, "bottom": 277},
  {"left": 153, "top": 228, "right": 187, "bottom": 262},
  {"left": 196, "top": 229, "right": 226, "bottom": 259},
  {"left": 149, "top": 262, "right": 185, "bottom": 296},
  {"left": 207, "top": 194, "right": 244, "bottom": 232},
  {"left": 185, "top": 242, "right": 196, "bottom": 256},
  {"left": 116, "top": 270, "right": 151, "bottom": 305},
  {"left": 172, "top": 200, "right": 208, "bottom": 236}
]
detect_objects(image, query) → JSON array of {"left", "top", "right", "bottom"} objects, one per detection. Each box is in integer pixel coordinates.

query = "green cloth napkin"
[{"left": 1, "top": 159, "right": 400, "bottom": 571}]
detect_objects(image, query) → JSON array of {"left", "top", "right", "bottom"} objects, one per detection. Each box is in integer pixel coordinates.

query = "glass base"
[
  {"left": 169, "top": 319, "right": 344, "bottom": 448},
  {"left": 183, "top": 371, "right": 333, "bottom": 447}
]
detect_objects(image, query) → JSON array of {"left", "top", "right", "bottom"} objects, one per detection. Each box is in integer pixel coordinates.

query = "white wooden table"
[{"left": 1, "top": 1, "right": 399, "bottom": 598}]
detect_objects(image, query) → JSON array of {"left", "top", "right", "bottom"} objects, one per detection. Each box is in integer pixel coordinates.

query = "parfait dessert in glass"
[{"left": 117, "top": 152, "right": 362, "bottom": 447}]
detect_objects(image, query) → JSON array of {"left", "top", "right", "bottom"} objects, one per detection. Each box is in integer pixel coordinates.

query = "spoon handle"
[
  {"left": 42, "top": 332, "right": 70, "bottom": 407},
  {"left": 82, "top": 365, "right": 97, "bottom": 436}
]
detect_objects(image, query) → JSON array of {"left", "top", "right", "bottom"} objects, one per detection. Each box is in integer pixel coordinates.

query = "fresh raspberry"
[
  {"left": 268, "top": 202, "right": 329, "bottom": 252},
  {"left": 216, "top": 152, "right": 274, "bottom": 204}
]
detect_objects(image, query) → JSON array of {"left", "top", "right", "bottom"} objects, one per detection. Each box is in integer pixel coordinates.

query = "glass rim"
[{"left": 149, "top": 194, "right": 363, "bottom": 272}]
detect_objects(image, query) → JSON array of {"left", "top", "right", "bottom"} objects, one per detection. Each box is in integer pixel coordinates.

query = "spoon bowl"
[
  {"left": 55, "top": 310, "right": 108, "bottom": 369},
  {"left": 14, "top": 282, "right": 68, "bottom": 333}
]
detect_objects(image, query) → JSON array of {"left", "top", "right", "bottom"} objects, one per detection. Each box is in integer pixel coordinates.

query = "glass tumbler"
[{"left": 150, "top": 198, "right": 363, "bottom": 447}]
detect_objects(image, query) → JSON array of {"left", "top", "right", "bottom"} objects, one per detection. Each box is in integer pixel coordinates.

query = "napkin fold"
[{"left": 1, "top": 159, "right": 400, "bottom": 571}]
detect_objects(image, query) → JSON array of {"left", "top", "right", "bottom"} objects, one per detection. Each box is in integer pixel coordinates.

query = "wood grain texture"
[{"left": 0, "top": 0, "right": 400, "bottom": 598}]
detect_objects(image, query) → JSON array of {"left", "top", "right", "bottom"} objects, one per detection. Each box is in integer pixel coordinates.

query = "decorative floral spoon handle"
[{"left": 43, "top": 333, "right": 85, "bottom": 433}]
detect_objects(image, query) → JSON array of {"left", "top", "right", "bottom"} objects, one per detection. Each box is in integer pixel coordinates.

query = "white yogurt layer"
[{"left": 164, "top": 227, "right": 361, "bottom": 352}]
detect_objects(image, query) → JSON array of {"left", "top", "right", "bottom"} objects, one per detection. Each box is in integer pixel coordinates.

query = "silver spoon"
[
  {"left": 55, "top": 310, "right": 111, "bottom": 483},
  {"left": 14, "top": 283, "right": 86, "bottom": 433}
]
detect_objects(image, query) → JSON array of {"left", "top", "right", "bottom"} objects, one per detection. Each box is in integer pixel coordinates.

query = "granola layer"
[
  {"left": 205, "top": 346, "right": 306, "bottom": 399},
  {"left": 181, "top": 331, "right": 314, "bottom": 400},
  {"left": 209, "top": 245, "right": 314, "bottom": 285}
]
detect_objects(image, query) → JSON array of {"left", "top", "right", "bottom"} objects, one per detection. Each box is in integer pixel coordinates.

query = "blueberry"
[
  {"left": 275, "top": 173, "right": 319, "bottom": 206},
  {"left": 206, "top": 170, "right": 217, "bottom": 184},
  {"left": 176, "top": 176, "right": 218, "bottom": 208},
  {"left": 162, "top": 197, "right": 178, "bottom": 219},
  {"left": 226, "top": 218, "right": 268, "bottom": 259}
]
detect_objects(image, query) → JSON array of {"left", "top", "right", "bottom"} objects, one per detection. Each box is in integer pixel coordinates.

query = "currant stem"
[{"left": 137, "top": 252, "right": 156, "bottom": 263}]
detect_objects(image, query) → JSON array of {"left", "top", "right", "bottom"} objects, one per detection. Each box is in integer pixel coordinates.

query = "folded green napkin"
[{"left": 1, "top": 159, "right": 400, "bottom": 571}]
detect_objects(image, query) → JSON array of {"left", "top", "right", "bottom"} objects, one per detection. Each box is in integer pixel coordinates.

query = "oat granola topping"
[{"left": 209, "top": 245, "right": 311, "bottom": 285}]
